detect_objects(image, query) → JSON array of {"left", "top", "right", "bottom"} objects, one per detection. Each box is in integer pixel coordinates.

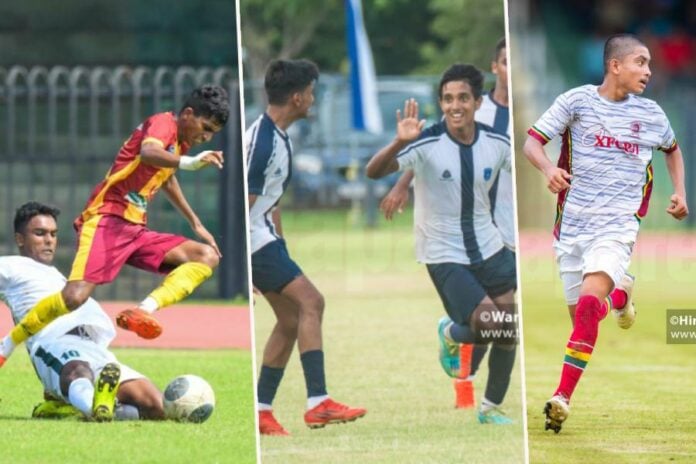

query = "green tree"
[{"left": 419, "top": 0, "right": 505, "bottom": 73}]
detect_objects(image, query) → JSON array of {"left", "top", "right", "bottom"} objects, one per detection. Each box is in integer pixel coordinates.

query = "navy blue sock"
[
  {"left": 300, "top": 350, "right": 328, "bottom": 397},
  {"left": 484, "top": 345, "right": 516, "bottom": 404},
  {"left": 470, "top": 344, "right": 489, "bottom": 376},
  {"left": 257, "top": 365, "right": 285, "bottom": 405},
  {"left": 450, "top": 322, "right": 476, "bottom": 343}
]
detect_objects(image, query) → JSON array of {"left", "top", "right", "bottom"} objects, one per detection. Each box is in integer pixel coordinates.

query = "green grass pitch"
[
  {"left": 522, "top": 241, "right": 696, "bottom": 463},
  {"left": 254, "top": 209, "right": 526, "bottom": 464},
  {"left": 0, "top": 348, "right": 257, "bottom": 464}
]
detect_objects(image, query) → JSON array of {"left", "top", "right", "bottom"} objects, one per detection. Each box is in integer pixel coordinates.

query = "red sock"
[
  {"left": 607, "top": 288, "right": 627, "bottom": 310},
  {"left": 554, "top": 295, "right": 608, "bottom": 401}
]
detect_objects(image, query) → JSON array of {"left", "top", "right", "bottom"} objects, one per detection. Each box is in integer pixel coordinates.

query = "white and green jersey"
[{"left": 0, "top": 256, "right": 115, "bottom": 355}]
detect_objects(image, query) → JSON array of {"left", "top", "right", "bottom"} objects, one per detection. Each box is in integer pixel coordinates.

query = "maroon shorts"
[{"left": 68, "top": 215, "right": 187, "bottom": 284}]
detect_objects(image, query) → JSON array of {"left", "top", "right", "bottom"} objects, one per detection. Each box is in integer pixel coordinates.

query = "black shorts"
[
  {"left": 251, "top": 239, "right": 303, "bottom": 294},
  {"left": 426, "top": 247, "right": 517, "bottom": 325}
]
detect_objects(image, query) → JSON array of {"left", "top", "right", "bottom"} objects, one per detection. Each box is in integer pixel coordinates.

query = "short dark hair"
[
  {"left": 603, "top": 33, "right": 647, "bottom": 74},
  {"left": 180, "top": 84, "right": 230, "bottom": 126},
  {"left": 14, "top": 201, "right": 60, "bottom": 234},
  {"left": 493, "top": 37, "right": 506, "bottom": 62},
  {"left": 264, "top": 59, "right": 319, "bottom": 105},
  {"left": 439, "top": 64, "right": 484, "bottom": 100}
]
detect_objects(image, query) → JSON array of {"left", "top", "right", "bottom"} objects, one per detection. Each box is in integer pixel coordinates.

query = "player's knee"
[
  {"left": 61, "top": 286, "right": 90, "bottom": 310},
  {"left": 60, "top": 361, "right": 93, "bottom": 393},
  {"left": 305, "top": 291, "right": 325, "bottom": 314},
  {"left": 193, "top": 244, "right": 219, "bottom": 269}
]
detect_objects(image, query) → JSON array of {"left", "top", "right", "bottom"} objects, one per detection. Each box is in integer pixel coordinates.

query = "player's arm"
[
  {"left": 522, "top": 136, "right": 571, "bottom": 194},
  {"left": 140, "top": 142, "right": 224, "bottom": 171},
  {"left": 161, "top": 176, "right": 222, "bottom": 256},
  {"left": 381, "top": 170, "right": 413, "bottom": 220},
  {"left": 664, "top": 146, "right": 688, "bottom": 220},
  {"left": 366, "top": 98, "right": 425, "bottom": 179}
]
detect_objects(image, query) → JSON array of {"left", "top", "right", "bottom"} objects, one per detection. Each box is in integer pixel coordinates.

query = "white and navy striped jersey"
[
  {"left": 476, "top": 91, "right": 514, "bottom": 250},
  {"left": 0, "top": 256, "right": 115, "bottom": 355},
  {"left": 246, "top": 113, "right": 293, "bottom": 253},
  {"left": 397, "top": 121, "right": 511, "bottom": 265},
  {"left": 528, "top": 84, "right": 677, "bottom": 244}
]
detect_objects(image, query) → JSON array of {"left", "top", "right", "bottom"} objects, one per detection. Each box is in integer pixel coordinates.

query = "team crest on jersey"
[
  {"left": 440, "top": 169, "right": 453, "bottom": 181},
  {"left": 167, "top": 145, "right": 175, "bottom": 153},
  {"left": 483, "top": 168, "right": 492, "bottom": 181},
  {"left": 630, "top": 121, "right": 641, "bottom": 134},
  {"left": 125, "top": 192, "right": 148, "bottom": 212}
]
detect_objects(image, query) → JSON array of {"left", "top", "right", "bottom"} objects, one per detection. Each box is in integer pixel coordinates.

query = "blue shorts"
[
  {"left": 426, "top": 247, "right": 517, "bottom": 326},
  {"left": 252, "top": 239, "right": 303, "bottom": 294}
]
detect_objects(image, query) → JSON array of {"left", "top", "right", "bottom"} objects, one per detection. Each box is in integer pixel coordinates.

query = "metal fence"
[{"left": 0, "top": 65, "right": 247, "bottom": 301}]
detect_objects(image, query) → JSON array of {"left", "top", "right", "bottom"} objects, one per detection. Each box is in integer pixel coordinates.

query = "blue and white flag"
[{"left": 345, "top": 0, "right": 383, "bottom": 134}]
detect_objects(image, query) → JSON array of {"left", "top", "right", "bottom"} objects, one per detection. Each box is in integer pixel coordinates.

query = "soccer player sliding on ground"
[
  {"left": 0, "top": 85, "right": 230, "bottom": 364},
  {"left": 366, "top": 64, "right": 518, "bottom": 424},
  {"left": 523, "top": 34, "right": 688, "bottom": 433},
  {"left": 247, "top": 59, "right": 366, "bottom": 436},
  {"left": 1, "top": 202, "right": 165, "bottom": 421}
]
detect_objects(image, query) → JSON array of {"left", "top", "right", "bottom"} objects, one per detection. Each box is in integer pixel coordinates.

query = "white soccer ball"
[{"left": 163, "top": 375, "right": 216, "bottom": 423}]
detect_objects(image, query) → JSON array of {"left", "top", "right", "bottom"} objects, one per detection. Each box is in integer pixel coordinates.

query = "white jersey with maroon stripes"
[{"left": 528, "top": 84, "right": 677, "bottom": 244}]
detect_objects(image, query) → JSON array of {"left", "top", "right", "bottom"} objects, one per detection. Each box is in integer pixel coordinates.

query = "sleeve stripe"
[
  {"left": 660, "top": 140, "right": 678, "bottom": 154},
  {"left": 142, "top": 137, "right": 165, "bottom": 148},
  {"left": 528, "top": 127, "right": 550, "bottom": 145},
  {"left": 396, "top": 136, "right": 439, "bottom": 158}
]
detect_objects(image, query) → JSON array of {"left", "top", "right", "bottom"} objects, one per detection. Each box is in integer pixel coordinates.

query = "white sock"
[
  {"left": 68, "top": 377, "right": 94, "bottom": 416},
  {"left": 307, "top": 395, "right": 329, "bottom": 410},
  {"left": 0, "top": 336, "right": 15, "bottom": 358},
  {"left": 138, "top": 297, "right": 159, "bottom": 314},
  {"left": 257, "top": 403, "right": 273, "bottom": 412},
  {"left": 114, "top": 403, "right": 140, "bottom": 421},
  {"left": 480, "top": 397, "right": 499, "bottom": 414}
]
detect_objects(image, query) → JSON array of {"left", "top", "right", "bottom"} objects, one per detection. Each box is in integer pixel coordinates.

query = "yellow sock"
[
  {"left": 148, "top": 262, "right": 213, "bottom": 309},
  {"left": 10, "top": 292, "right": 71, "bottom": 344}
]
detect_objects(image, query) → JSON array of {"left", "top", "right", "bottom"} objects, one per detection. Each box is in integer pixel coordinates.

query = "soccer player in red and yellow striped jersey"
[{"left": 0, "top": 85, "right": 231, "bottom": 362}]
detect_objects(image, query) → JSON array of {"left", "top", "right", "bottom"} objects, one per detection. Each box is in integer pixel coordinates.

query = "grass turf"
[
  {"left": 254, "top": 208, "right": 526, "bottom": 463},
  {"left": 0, "top": 348, "right": 257, "bottom": 464},
  {"left": 522, "top": 244, "right": 696, "bottom": 463}
]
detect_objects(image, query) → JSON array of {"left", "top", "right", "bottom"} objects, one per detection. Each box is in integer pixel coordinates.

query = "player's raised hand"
[
  {"left": 543, "top": 166, "right": 572, "bottom": 193},
  {"left": 666, "top": 193, "right": 688, "bottom": 220},
  {"left": 192, "top": 223, "right": 222, "bottom": 257},
  {"left": 396, "top": 98, "right": 426, "bottom": 143},
  {"left": 200, "top": 150, "right": 224, "bottom": 169},
  {"left": 380, "top": 185, "right": 410, "bottom": 220}
]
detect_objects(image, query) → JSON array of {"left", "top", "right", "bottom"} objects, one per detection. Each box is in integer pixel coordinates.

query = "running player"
[
  {"left": 523, "top": 34, "right": 688, "bottom": 433},
  {"left": 248, "top": 59, "right": 366, "bottom": 436},
  {"left": 0, "top": 85, "right": 230, "bottom": 364},
  {"left": 1, "top": 202, "right": 165, "bottom": 421},
  {"left": 381, "top": 38, "right": 513, "bottom": 397},
  {"left": 366, "top": 64, "right": 518, "bottom": 424}
]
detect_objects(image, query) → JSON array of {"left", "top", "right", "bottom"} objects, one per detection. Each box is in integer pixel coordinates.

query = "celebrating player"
[
  {"left": 1, "top": 202, "right": 165, "bottom": 421},
  {"left": 248, "top": 59, "right": 366, "bottom": 436},
  {"left": 523, "top": 34, "right": 688, "bottom": 433},
  {"left": 380, "top": 38, "right": 513, "bottom": 398},
  {"left": 366, "top": 64, "right": 518, "bottom": 424},
  {"left": 0, "top": 85, "right": 230, "bottom": 364}
]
